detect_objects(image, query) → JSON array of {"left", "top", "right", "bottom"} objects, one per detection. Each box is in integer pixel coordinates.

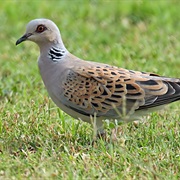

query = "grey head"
[{"left": 16, "top": 19, "right": 65, "bottom": 49}]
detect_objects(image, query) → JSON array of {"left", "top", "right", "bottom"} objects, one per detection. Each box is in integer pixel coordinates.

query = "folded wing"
[{"left": 60, "top": 64, "right": 180, "bottom": 119}]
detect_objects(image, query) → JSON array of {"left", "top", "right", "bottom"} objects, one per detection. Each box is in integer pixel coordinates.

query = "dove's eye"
[{"left": 36, "top": 25, "right": 47, "bottom": 33}]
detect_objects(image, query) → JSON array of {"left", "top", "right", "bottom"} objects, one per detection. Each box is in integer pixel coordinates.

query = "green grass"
[{"left": 0, "top": 0, "right": 180, "bottom": 179}]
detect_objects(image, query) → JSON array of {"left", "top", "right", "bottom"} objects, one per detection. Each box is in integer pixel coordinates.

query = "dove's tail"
[{"left": 138, "top": 78, "right": 180, "bottom": 110}]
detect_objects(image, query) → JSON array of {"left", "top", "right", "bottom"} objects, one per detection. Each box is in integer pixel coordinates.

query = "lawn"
[{"left": 0, "top": 0, "right": 180, "bottom": 179}]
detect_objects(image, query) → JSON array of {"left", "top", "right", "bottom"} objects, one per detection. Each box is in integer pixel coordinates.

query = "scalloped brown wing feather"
[{"left": 61, "top": 64, "right": 180, "bottom": 120}]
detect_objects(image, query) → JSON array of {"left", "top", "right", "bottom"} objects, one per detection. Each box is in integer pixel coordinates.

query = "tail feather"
[{"left": 137, "top": 79, "right": 180, "bottom": 110}]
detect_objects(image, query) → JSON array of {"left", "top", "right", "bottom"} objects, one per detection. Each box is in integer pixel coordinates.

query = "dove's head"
[{"left": 16, "top": 19, "right": 62, "bottom": 46}]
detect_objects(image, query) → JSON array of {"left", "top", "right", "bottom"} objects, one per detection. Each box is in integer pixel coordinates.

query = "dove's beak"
[{"left": 16, "top": 33, "right": 32, "bottom": 45}]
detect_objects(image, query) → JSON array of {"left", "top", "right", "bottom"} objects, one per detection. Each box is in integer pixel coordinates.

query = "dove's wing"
[{"left": 59, "top": 63, "right": 180, "bottom": 120}]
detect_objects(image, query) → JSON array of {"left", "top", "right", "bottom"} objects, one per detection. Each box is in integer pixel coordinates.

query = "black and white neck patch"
[{"left": 48, "top": 47, "right": 66, "bottom": 62}]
